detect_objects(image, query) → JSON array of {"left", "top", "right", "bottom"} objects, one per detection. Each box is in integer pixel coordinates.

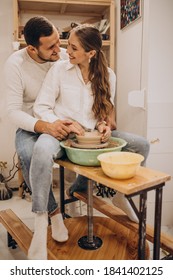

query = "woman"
[
  {"left": 33, "top": 24, "right": 149, "bottom": 259},
  {"left": 34, "top": 24, "right": 116, "bottom": 140}
]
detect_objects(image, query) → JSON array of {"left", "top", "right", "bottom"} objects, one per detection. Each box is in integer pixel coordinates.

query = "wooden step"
[
  {"left": 0, "top": 209, "right": 56, "bottom": 260},
  {"left": 0, "top": 209, "right": 32, "bottom": 255},
  {"left": 73, "top": 191, "right": 173, "bottom": 255},
  {"left": 0, "top": 209, "right": 150, "bottom": 260}
]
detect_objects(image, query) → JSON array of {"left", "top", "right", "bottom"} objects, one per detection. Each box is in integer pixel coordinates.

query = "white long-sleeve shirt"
[
  {"left": 34, "top": 60, "right": 116, "bottom": 130},
  {"left": 4, "top": 47, "right": 68, "bottom": 132}
]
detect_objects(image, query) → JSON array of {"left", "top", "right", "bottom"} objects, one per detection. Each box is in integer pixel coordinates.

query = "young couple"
[{"left": 5, "top": 16, "right": 149, "bottom": 259}]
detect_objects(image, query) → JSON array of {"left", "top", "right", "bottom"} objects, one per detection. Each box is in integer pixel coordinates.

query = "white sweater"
[{"left": 4, "top": 47, "right": 67, "bottom": 132}]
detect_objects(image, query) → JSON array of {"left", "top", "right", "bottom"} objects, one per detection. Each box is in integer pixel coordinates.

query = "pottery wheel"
[{"left": 71, "top": 139, "right": 109, "bottom": 149}]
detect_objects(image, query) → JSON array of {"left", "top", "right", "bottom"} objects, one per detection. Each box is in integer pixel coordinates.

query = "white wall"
[
  {"left": 146, "top": 0, "right": 173, "bottom": 225},
  {"left": 115, "top": 0, "right": 173, "bottom": 226},
  {"left": 0, "top": 0, "right": 17, "bottom": 179},
  {"left": 115, "top": 0, "right": 147, "bottom": 137}
]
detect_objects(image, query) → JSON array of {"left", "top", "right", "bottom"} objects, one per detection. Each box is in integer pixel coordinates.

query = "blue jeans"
[
  {"left": 69, "top": 130, "right": 150, "bottom": 194},
  {"left": 112, "top": 130, "right": 150, "bottom": 165},
  {"left": 15, "top": 129, "right": 64, "bottom": 214}
]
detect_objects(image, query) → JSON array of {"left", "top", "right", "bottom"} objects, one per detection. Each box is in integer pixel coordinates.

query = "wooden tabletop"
[{"left": 56, "top": 159, "right": 171, "bottom": 195}]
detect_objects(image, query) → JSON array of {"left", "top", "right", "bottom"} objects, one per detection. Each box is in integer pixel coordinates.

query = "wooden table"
[{"left": 56, "top": 159, "right": 171, "bottom": 260}]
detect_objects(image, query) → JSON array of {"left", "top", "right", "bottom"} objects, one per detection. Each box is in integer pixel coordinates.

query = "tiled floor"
[{"left": 0, "top": 186, "right": 172, "bottom": 260}]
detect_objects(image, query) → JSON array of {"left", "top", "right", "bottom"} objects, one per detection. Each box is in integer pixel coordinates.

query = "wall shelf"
[{"left": 13, "top": 0, "right": 115, "bottom": 69}]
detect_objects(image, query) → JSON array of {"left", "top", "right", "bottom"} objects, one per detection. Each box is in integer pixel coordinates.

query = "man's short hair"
[{"left": 24, "top": 16, "right": 54, "bottom": 47}]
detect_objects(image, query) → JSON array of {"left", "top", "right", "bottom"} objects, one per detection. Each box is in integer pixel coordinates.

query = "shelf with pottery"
[
  {"left": 18, "top": 38, "right": 111, "bottom": 47},
  {"left": 13, "top": 0, "right": 115, "bottom": 69}
]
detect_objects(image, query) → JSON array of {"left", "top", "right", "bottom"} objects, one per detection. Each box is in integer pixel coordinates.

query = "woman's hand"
[{"left": 96, "top": 121, "right": 111, "bottom": 143}]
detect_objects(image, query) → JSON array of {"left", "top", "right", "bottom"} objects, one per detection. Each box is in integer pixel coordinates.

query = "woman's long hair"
[{"left": 72, "top": 24, "right": 113, "bottom": 121}]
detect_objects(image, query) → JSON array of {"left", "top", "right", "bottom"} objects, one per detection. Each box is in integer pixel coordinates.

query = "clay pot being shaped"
[{"left": 76, "top": 130, "right": 102, "bottom": 145}]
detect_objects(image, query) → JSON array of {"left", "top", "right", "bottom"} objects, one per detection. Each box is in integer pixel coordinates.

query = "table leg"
[
  {"left": 59, "top": 166, "right": 65, "bottom": 215},
  {"left": 78, "top": 179, "right": 102, "bottom": 250},
  {"left": 138, "top": 191, "right": 147, "bottom": 259},
  {"left": 153, "top": 184, "right": 163, "bottom": 259}
]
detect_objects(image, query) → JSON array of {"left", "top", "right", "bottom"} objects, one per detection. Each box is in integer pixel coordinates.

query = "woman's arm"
[{"left": 105, "top": 106, "right": 117, "bottom": 130}]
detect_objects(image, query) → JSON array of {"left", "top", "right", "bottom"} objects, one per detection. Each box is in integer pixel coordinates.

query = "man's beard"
[{"left": 37, "top": 51, "right": 59, "bottom": 62}]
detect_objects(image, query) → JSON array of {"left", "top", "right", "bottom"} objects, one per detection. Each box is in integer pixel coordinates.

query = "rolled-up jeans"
[
  {"left": 69, "top": 129, "right": 150, "bottom": 194},
  {"left": 15, "top": 129, "right": 64, "bottom": 214}
]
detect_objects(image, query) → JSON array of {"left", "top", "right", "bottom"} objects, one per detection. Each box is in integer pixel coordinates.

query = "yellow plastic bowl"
[{"left": 97, "top": 152, "right": 144, "bottom": 179}]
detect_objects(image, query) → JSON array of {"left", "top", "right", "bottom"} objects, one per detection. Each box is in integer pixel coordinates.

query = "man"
[{"left": 4, "top": 16, "right": 83, "bottom": 260}]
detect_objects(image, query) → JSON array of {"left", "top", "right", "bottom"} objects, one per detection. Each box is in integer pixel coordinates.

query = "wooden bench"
[{"left": 57, "top": 159, "right": 172, "bottom": 259}]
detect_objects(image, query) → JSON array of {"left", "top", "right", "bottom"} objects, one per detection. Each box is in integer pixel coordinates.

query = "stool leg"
[
  {"left": 18, "top": 167, "right": 24, "bottom": 197},
  {"left": 78, "top": 179, "right": 102, "bottom": 250},
  {"left": 7, "top": 232, "right": 17, "bottom": 249}
]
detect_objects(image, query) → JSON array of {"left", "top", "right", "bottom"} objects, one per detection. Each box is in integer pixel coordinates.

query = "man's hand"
[
  {"left": 34, "top": 119, "right": 85, "bottom": 141},
  {"left": 68, "top": 121, "right": 85, "bottom": 136},
  {"left": 45, "top": 120, "right": 73, "bottom": 140},
  {"left": 48, "top": 120, "right": 85, "bottom": 140}
]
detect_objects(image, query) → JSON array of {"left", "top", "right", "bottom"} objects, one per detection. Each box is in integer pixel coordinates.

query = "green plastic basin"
[{"left": 60, "top": 137, "right": 127, "bottom": 166}]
